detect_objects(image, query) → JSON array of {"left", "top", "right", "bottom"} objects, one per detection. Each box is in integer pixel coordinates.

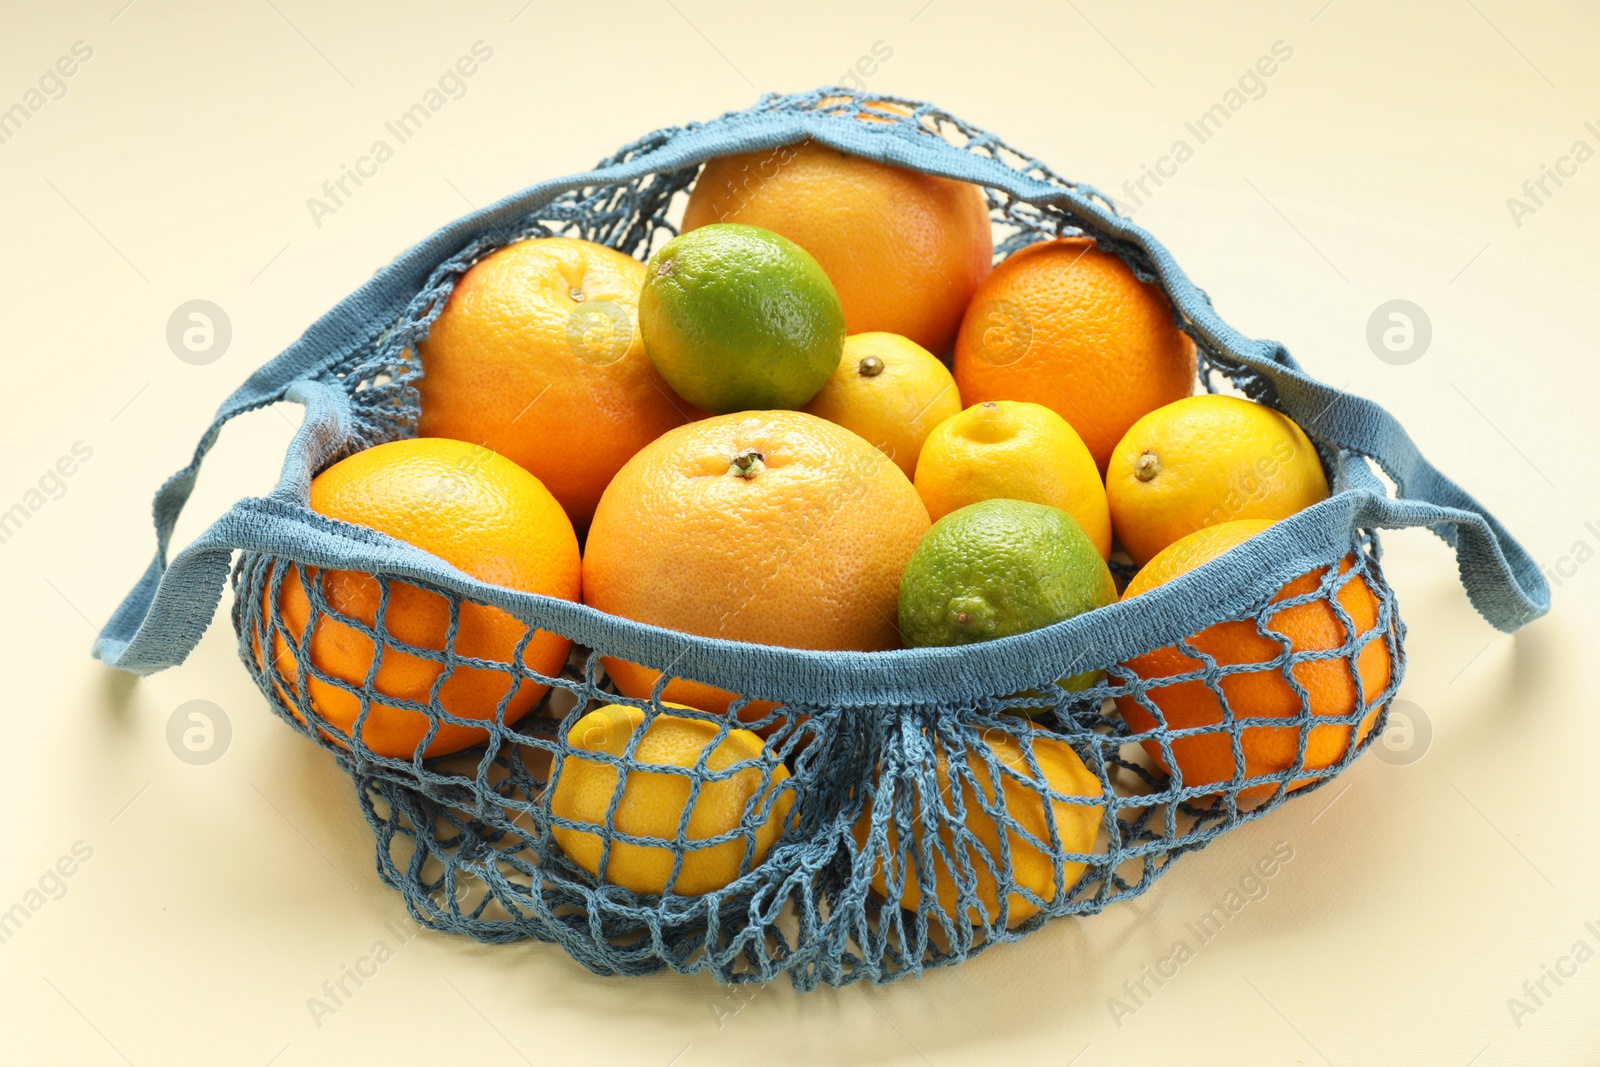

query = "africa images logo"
[
  {"left": 1117, "top": 41, "right": 1294, "bottom": 214},
  {"left": 1107, "top": 841, "right": 1295, "bottom": 1027},
  {"left": 0, "top": 40, "right": 94, "bottom": 148},
  {"left": 305, "top": 41, "right": 494, "bottom": 228}
]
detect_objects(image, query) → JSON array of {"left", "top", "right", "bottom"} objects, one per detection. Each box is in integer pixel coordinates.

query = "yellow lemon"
[
  {"left": 854, "top": 726, "right": 1102, "bottom": 927},
  {"left": 913, "top": 400, "right": 1111, "bottom": 559},
  {"left": 802, "top": 332, "right": 961, "bottom": 478},
  {"left": 1106, "top": 394, "right": 1329, "bottom": 566},
  {"left": 549, "top": 703, "right": 794, "bottom": 896}
]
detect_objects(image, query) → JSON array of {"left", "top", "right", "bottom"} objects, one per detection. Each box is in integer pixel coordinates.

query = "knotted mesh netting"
[
  {"left": 230, "top": 531, "right": 1402, "bottom": 987},
  {"left": 206, "top": 90, "right": 1415, "bottom": 988}
]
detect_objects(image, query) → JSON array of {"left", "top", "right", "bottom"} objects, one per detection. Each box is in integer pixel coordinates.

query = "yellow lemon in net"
[
  {"left": 1106, "top": 394, "right": 1329, "bottom": 566},
  {"left": 549, "top": 703, "right": 794, "bottom": 896},
  {"left": 914, "top": 400, "right": 1111, "bottom": 559},
  {"left": 802, "top": 332, "right": 961, "bottom": 478},
  {"left": 853, "top": 726, "right": 1103, "bottom": 927}
]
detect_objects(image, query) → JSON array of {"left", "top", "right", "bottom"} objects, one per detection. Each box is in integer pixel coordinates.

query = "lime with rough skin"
[
  {"left": 898, "top": 498, "right": 1117, "bottom": 694},
  {"left": 639, "top": 223, "right": 846, "bottom": 414}
]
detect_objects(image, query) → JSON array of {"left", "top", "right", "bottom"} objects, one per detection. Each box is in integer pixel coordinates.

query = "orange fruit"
[
  {"left": 913, "top": 400, "right": 1111, "bottom": 559},
  {"left": 415, "top": 236, "right": 695, "bottom": 530},
  {"left": 854, "top": 726, "right": 1102, "bottom": 927},
  {"left": 952, "top": 237, "right": 1196, "bottom": 471},
  {"left": 258, "top": 438, "right": 581, "bottom": 759},
  {"left": 802, "top": 332, "right": 961, "bottom": 478},
  {"left": 682, "top": 139, "right": 993, "bottom": 355},
  {"left": 1114, "top": 520, "right": 1391, "bottom": 798},
  {"left": 1106, "top": 394, "right": 1329, "bottom": 566},
  {"left": 550, "top": 702, "right": 794, "bottom": 896},
  {"left": 582, "top": 410, "right": 930, "bottom": 717}
]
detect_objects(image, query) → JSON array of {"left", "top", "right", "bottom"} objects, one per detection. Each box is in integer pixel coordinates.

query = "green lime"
[
  {"left": 898, "top": 498, "right": 1117, "bottom": 692},
  {"left": 639, "top": 223, "right": 846, "bottom": 414}
]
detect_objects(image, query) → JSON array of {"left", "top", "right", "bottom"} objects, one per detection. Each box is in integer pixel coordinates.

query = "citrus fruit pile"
[{"left": 260, "top": 138, "right": 1390, "bottom": 909}]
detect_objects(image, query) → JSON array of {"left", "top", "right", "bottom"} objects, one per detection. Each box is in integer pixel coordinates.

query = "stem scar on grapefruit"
[
  {"left": 1112, "top": 519, "right": 1393, "bottom": 799},
  {"left": 581, "top": 410, "right": 930, "bottom": 722},
  {"left": 254, "top": 438, "right": 581, "bottom": 760}
]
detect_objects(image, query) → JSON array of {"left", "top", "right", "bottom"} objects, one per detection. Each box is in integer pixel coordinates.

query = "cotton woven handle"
[
  {"left": 92, "top": 95, "right": 1550, "bottom": 678},
  {"left": 1010, "top": 172, "right": 1550, "bottom": 634},
  {"left": 93, "top": 380, "right": 348, "bottom": 674},
  {"left": 91, "top": 384, "right": 1546, "bottom": 683}
]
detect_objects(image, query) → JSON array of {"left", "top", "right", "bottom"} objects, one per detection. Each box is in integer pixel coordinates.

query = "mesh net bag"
[{"left": 96, "top": 90, "right": 1548, "bottom": 989}]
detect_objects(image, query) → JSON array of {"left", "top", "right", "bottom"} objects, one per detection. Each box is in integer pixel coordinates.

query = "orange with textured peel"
[
  {"left": 1115, "top": 519, "right": 1391, "bottom": 798},
  {"left": 953, "top": 237, "right": 1195, "bottom": 471},
  {"left": 259, "top": 438, "right": 581, "bottom": 759},
  {"left": 417, "top": 236, "right": 695, "bottom": 530},
  {"left": 582, "top": 410, "right": 929, "bottom": 718}
]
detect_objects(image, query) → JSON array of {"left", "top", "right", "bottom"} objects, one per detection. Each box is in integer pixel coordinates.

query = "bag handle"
[
  {"left": 1327, "top": 451, "right": 1548, "bottom": 631},
  {"left": 693, "top": 97, "right": 1552, "bottom": 633},
  {"left": 93, "top": 381, "right": 354, "bottom": 674},
  {"left": 89, "top": 118, "right": 739, "bottom": 676},
  {"left": 1186, "top": 330, "right": 1549, "bottom": 636},
  {"left": 999, "top": 183, "right": 1551, "bottom": 634},
  {"left": 1206, "top": 337, "right": 1549, "bottom": 634},
  {"left": 95, "top": 94, "right": 1548, "bottom": 677}
]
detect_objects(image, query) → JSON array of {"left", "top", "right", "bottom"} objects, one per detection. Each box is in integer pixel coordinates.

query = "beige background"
[{"left": 2, "top": 0, "right": 1597, "bottom": 1063}]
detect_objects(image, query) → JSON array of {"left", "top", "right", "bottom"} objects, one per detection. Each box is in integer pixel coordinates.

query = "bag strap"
[
  {"left": 93, "top": 381, "right": 353, "bottom": 674},
  {"left": 1180, "top": 313, "right": 1550, "bottom": 636},
  {"left": 997, "top": 184, "right": 1551, "bottom": 635},
  {"left": 1329, "top": 451, "right": 1548, "bottom": 631},
  {"left": 691, "top": 99, "right": 1552, "bottom": 633},
  {"left": 94, "top": 96, "right": 1549, "bottom": 677}
]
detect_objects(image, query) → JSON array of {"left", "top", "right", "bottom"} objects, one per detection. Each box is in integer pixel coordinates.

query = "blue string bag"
[{"left": 95, "top": 90, "right": 1548, "bottom": 989}]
